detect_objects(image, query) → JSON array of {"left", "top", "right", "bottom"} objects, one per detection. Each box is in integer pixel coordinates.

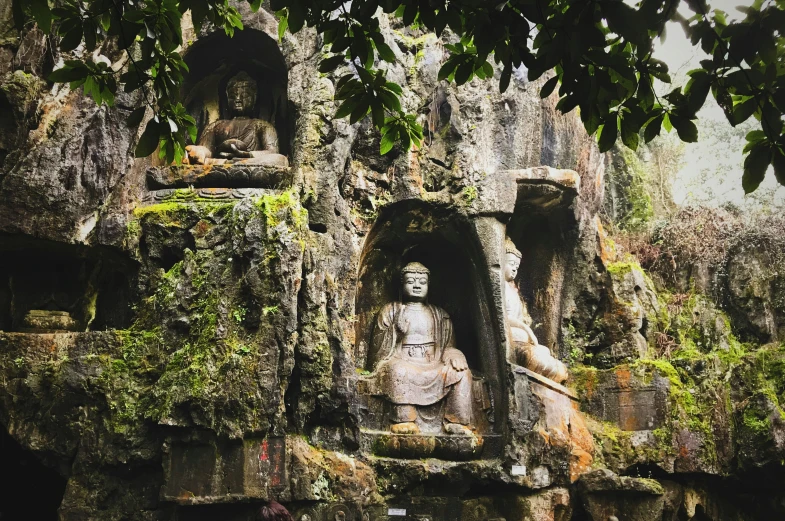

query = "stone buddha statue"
[
  {"left": 368, "top": 262, "right": 474, "bottom": 435},
  {"left": 184, "top": 71, "right": 288, "bottom": 167},
  {"left": 504, "top": 238, "right": 569, "bottom": 383}
]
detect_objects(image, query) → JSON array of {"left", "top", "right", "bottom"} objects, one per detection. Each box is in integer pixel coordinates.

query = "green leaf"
[
  {"left": 374, "top": 39, "right": 396, "bottom": 63},
  {"left": 378, "top": 89, "right": 401, "bottom": 112},
  {"left": 380, "top": 126, "right": 398, "bottom": 155},
  {"left": 349, "top": 96, "right": 371, "bottom": 124},
  {"left": 319, "top": 55, "right": 345, "bottom": 73},
  {"left": 539, "top": 76, "right": 558, "bottom": 98},
  {"left": 598, "top": 118, "right": 618, "bottom": 152},
  {"left": 126, "top": 107, "right": 146, "bottom": 128},
  {"left": 499, "top": 63, "right": 512, "bottom": 93},
  {"left": 742, "top": 144, "right": 771, "bottom": 193},
  {"left": 335, "top": 97, "right": 360, "bottom": 119},
  {"left": 59, "top": 27, "right": 83, "bottom": 52},
  {"left": 454, "top": 60, "right": 474, "bottom": 85},
  {"left": 772, "top": 148, "right": 785, "bottom": 186},
  {"left": 638, "top": 77, "right": 655, "bottom": 110},
  {"left": 29, "top": 0, "right": 52, "bottom": 33},
  {"left": 277, "top": 14, "right": 288, "bottom": 41},
  {"left": 446, "top": 9, "right": 462, "bottom": 33},
  {"left": 384, "top": 81, "right": 403, "bottom": 95},
  {"left": 731, "top": 98, "right": 757, "bottom": 126},
  {"left": 402, "top": 3, "right": 417, "bottom": 26},
  {"left": 672, "top": 116, "right": 699, "bottom": 142},
  {"left": 438, "top": 58, "right": 458, "bottom": 82},
  {"left": 620, "top": 116, "right": 640, "bottom": 150},
  {"left": 135, "top": 120, "right": 161, "bottom": 157},
  {"left": 371, "top": 99, "right": 385, "bottom": 128},
  {"left": 288, "top": 3, "right": 305, "bottom": 33},
  {"left": 644, "top": 115, "right": 663, "bottom": 143},
  {"left": 481, "top": 61, "right": 493, "bottom": 79},
  {"left": 604, "top": 2, "right": 648, "bottom": 47},
  {"left": 49, "top": 64, "right": 88, "bottom": 83},
  {"left": 663, "top": 112, "right": 673, "bottom": 133}
]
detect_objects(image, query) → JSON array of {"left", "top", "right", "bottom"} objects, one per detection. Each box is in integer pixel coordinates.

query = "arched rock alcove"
[
  {"left": 354, "top": 201, "right": 507, "bottom": 457},
  {"left": 505, "top": 179, "right": 580, "bottom": 358},
  {"left": 182, "top": 29, "right": 292, "bottom": 157},
  {"left": 0, "top": 429, "right": 67, "bottom": 520},
  {"left": 0, "top": 235, "right": 135, "bottom": 332}
]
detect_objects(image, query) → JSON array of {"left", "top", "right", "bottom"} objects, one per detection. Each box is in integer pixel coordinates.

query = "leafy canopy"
[{"left": 14, "top": 0, "right": 785, "bottom": 192}]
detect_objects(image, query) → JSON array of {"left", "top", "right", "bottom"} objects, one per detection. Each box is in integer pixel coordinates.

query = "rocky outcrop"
[{"left": 1, "top": 2, "right": 784, "bottom": 521}]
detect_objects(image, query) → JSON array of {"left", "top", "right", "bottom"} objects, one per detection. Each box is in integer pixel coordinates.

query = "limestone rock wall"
[{"left": 1, "top": 2, "right": 783, "bottom": 521}]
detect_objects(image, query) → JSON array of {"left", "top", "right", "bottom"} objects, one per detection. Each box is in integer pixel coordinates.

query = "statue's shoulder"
[
  {"left": 252, "top": 118, "right": 276, "bottom": 129},
  {"left": 428, "top": 304, "right": 450, "bottom": 321},
  {"left": 379, "top": 301, "right": 401, "bottom": 315},
  {"left": 200, "top": 119, "right": 225, "bottom": 134},
  {"left": 375, "top": 301, "right": 401, "bottom": 328}
]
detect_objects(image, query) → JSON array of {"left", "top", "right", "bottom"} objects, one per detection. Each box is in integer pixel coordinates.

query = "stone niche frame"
[
  {"left": 181, "top": 29, "right": 292, "bottom": 157},
  {"left": 502, "top": 169, "right": 581, "bottom": 359},
  {"left": 0, "top": 234, "right": 136, "bottom": 332},
  {"left": 143, "top": 29, "right": 296, "bottom": 201},
  {"left": 354, "top": 200, "right": 508, "bottom": 459}
]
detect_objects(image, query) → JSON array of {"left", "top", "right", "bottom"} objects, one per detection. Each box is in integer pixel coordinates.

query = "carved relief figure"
[
  {"left": 504, "top": 238, "right": 569, "bottom": 383},
  {"left": 184, "top": 71, "right": 287, "bottom": 166},
  {"left": 368, "top": 262, "right": 474, "bottom": 435}
]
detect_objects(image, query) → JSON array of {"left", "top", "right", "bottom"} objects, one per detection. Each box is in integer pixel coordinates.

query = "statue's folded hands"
[{"left": 183, "top": 71, "right": 288, "bottom": 167}]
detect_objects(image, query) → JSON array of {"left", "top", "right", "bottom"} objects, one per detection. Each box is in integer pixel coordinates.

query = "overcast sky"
[{"left": 653, "top": 0, "right": 785, "bottom": 209}]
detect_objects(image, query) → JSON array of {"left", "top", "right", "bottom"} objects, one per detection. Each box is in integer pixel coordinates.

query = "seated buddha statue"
[
  {"left": 504, "top": 238, "right": 568, "bottom": 384},
  {"left": 368, "top": 262, "right": 474, "bottom": 435},
  {"left": 184, "top": 71, "right": 288, "bottom": 167}
]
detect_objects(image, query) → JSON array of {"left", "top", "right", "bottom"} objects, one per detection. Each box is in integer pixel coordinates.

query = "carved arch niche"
[
  {"left": 504, "top": 177, "right": 581, "bottom": 358},
  {"left": 354, "top": 201, "right": 506, "bottom": 459},
  {"left": 181, "top": 29, "right": 292, "bottom": 157}
]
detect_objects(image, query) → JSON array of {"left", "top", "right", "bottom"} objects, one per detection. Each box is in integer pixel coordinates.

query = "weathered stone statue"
[
  {"left": 368, "top": 262, "right": 474, "bottom": 435},
  {"left": 184, "top": 71, "right": 288, "bottom": 167},
  {"left": 504, "top": 238, "right": 569, "bottom": 383}
]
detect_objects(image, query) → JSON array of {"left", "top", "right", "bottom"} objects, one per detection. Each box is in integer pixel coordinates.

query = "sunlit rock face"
[{"left": 2, "top": 3, "right": 785, "bottom": 521}]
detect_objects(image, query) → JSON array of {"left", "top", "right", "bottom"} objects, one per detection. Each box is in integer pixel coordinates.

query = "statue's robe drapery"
[
  {"left": 197, "top": 118, "right": 279, "bottom": 154},
  {"left": 504, "top": 282, "right": 569, "bottom": 383},
  {"left": 505, "top": 280, "right": 534, "bottom": 344},
  {"left": 369, "top": 302, "right": 472, "bottom": 425}
]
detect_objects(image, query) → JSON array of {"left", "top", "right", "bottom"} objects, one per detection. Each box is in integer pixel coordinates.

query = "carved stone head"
[
  {"left": 226, "top": 71, "right": 257, "bottom": 117},
  {"left": 504, "top": 237, "right": 522, "bottom": 282},
  {"left": 401, "top": 262, "right": 429, "bottom": 302}
]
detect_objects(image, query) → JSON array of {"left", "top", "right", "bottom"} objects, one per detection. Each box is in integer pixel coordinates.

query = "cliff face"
[{"left": 1, "top": 3, "right": 783, "bottom": 521}]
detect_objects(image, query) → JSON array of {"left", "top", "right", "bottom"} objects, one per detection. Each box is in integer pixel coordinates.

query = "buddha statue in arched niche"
[
  {"left": 184, "top": 71, "right": 288, "bottom": 167},
  {"left": 368, "top": 262, "right": 475, "bottom": 435},
  {"left": 504, "top": 237, "right": 569, "bottom": 383}
]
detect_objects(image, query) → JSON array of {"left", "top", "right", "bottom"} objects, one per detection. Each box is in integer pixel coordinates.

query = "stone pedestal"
[
  {"left": 360, "top": 431, "right": 500, "bottom": 460},
  {"left": 143, "top": 164, "right": 293, "bottom": 204},
  {"left": 512, "top": 366, "right": 594, "bottom": 482}
]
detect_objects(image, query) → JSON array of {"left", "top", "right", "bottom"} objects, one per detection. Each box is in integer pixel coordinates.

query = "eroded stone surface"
[{"left": 1, "top": 3, "right": 784, "bottom": 520}]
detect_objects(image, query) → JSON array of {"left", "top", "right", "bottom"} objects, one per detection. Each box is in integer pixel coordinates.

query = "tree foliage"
[{"left": 13, "top": 0, "right": 785, "bottom": 191}]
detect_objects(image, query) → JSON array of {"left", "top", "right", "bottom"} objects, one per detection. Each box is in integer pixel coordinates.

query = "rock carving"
[
  {"left": 368, "top": 262, "right": 475, "bottom": 435},
  {"left": 504, "top": 237, "right": 568, "bottom": 383},
  {"left": 184, "top": 71, "right": 288, "bottom": 167}
]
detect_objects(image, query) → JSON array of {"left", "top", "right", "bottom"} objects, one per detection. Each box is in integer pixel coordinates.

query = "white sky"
[{"left": 652, "top": 0, "right": 785, "bottom": 209}]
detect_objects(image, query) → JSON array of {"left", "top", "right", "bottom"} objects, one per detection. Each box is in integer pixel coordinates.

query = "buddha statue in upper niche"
[
  {"left": 184, "top": 71, "right": 288, "bottom": 167},
  {"left": 368, "top": 262, "right": 475, "bottom": 435},
  {"left": 504, "top": 237, "right": 569, "bottom": 383}
]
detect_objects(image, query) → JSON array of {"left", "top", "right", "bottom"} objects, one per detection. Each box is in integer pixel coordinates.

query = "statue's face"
[
  {"left": 504, "top": 253, "right": 521, "bottom": 282},
  {"left": 226, "top": 79, "right": 256, "bottom": 116},
  {"left": 402, "top": 272, "right": 429, "bottom": 301}
]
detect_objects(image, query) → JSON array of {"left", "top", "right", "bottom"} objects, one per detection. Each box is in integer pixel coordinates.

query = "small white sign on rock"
[{"left": 511, "top": 465, "right": 527, "bottom": 476}]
